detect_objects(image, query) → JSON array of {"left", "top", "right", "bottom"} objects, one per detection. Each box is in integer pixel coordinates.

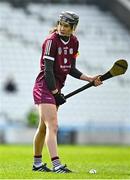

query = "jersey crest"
[{"left": 58, "top": 47, "right": 62, "bottom": 55}]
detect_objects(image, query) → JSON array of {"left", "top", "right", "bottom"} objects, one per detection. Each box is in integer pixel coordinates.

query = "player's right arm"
[
  {"left": 43, "top": 39, "right": 66, "bottom": 105},
  {"left": 43, "top": 39, "right": 58, "bottom": 94},
  {"left": 44, "top": 58, "right": 58, "bottom": 93}
]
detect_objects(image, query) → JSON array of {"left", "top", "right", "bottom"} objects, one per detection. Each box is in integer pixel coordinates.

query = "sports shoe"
[
  {"left": 53, "top": 164, "right": 72, "bottom": 173},
  {"left": 32, "top": 163, "right": 51, "bottom": 172}
]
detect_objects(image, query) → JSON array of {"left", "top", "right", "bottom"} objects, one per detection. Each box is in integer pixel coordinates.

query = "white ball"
[{"left": 89, "top": 169, "right": 96, "bottom": 174}]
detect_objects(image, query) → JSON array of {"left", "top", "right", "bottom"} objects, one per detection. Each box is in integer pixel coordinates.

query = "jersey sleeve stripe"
[
  {"left": 45, "top": 40, "right": 52, "bottom": 55},
  {"left": 46, "top": 40, "right": 50, "bottom": 55},
  {"left": 48, "top": 40, "right": 52, "bottom": 55},
  {"left": 45, "top": 40, "right": 49, "bottom": 55},
  {"left": 43, "top": 55, "right": 55, "bottom": 61}
]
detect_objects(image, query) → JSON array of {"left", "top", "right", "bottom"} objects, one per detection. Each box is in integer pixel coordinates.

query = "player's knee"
[
  {"left": 48, "top": 122, "right": 58, "bottom": 134},
  {"left": 39, "top": 125, "right": 46, "bottom": 134},
  {"left": 38, "top": 118, "right": 46, "bottom": 134},
  {"left": 53, "top": 124, "right": 58, "bottom": 134}
]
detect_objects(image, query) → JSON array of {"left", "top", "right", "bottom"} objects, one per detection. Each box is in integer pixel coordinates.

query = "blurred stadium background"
[{"left": 0, "top": 0, "right": 130, "bottom": 145}]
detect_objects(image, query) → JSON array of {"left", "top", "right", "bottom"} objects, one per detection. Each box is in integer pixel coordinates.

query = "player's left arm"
[
  {"left": 69, "top": 59, "right": 82, "bottom": 79},
  {"left": 69, "top": 39, "right": 83, "bottom": 79},
  {"left": 70, "top": 39, "right": 102, "bottom": 85},
  {"left": 69, "top": 59, "right": 96, "bottom": 82},
  {"left": 69, "top": 59, "right": 102, "bottom": 86}
]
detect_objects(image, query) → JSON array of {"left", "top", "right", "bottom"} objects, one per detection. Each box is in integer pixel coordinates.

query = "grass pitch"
[{"left": 0, "top": 145, "right": 130, "bottom": 179}]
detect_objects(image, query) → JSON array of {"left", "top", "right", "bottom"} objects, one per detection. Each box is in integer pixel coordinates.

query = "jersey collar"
[{"left": 60, "top": 38, "right": 70, "bottom": 45}]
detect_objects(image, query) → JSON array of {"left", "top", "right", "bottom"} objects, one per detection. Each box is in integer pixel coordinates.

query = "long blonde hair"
[
  {"left": 49, "top": 26, "right": 58, "bottom": 34},
  {"left": 49, "top": 21, "right": 59, "bottom": 34}
]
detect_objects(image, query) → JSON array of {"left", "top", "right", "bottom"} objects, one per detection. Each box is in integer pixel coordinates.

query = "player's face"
[{"left": 57, "top": 21, "right": 73, "bottom": 37}]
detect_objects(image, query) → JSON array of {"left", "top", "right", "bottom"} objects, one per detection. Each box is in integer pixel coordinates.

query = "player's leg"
[
  {"left": 39, "top": 103, "right": 72, "bottom": 173},
  {"left": 32, "top": 107, "right": 51, "bottom": 172},
  {"left": 39, "top": 104, "right": 58, "bottom": 158},
  {"left": 33, "top": 116, "right": 46, "bottom": 156}
]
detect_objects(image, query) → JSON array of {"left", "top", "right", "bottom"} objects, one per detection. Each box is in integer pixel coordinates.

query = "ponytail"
[{"left": 49, "top": 27, "right": 58, "bottom": 34}]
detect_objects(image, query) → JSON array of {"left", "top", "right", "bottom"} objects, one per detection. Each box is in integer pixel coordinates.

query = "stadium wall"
[
  {"left": 2, "top": 0, "right": 130, "bottom": 31},
  {"left": 108, "top": 0, "right": 130, "bottom": 31},
  {"left": 85, "top": 0, "right": 130, "bottom": 31},
  {"left": 0, "top": 1, "right": 130, "bottom": 145}
]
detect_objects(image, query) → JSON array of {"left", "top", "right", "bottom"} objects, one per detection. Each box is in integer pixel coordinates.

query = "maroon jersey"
[{"left": 36, "top": 32, "right": 79, "bottom": 90}]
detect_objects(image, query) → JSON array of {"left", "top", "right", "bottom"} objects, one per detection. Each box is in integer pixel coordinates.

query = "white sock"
[{"left": 34, "top": 155, "right": 43, "bottom": 167}]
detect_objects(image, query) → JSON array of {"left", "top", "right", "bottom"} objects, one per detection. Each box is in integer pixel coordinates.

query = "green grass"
[{"left": 0, "top": 145, "right": 130, "bottom": 179}]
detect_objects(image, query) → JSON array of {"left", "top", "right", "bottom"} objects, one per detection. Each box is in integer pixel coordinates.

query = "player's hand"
[
  {"left": 88, "top": 75, "right": 103, "bottom": 86},
  {"left": 93, "top": 75, "right": 103, "bottom": 86},
  {"left": 54, "top": 92, "right": 66, "bottom": 106}
]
